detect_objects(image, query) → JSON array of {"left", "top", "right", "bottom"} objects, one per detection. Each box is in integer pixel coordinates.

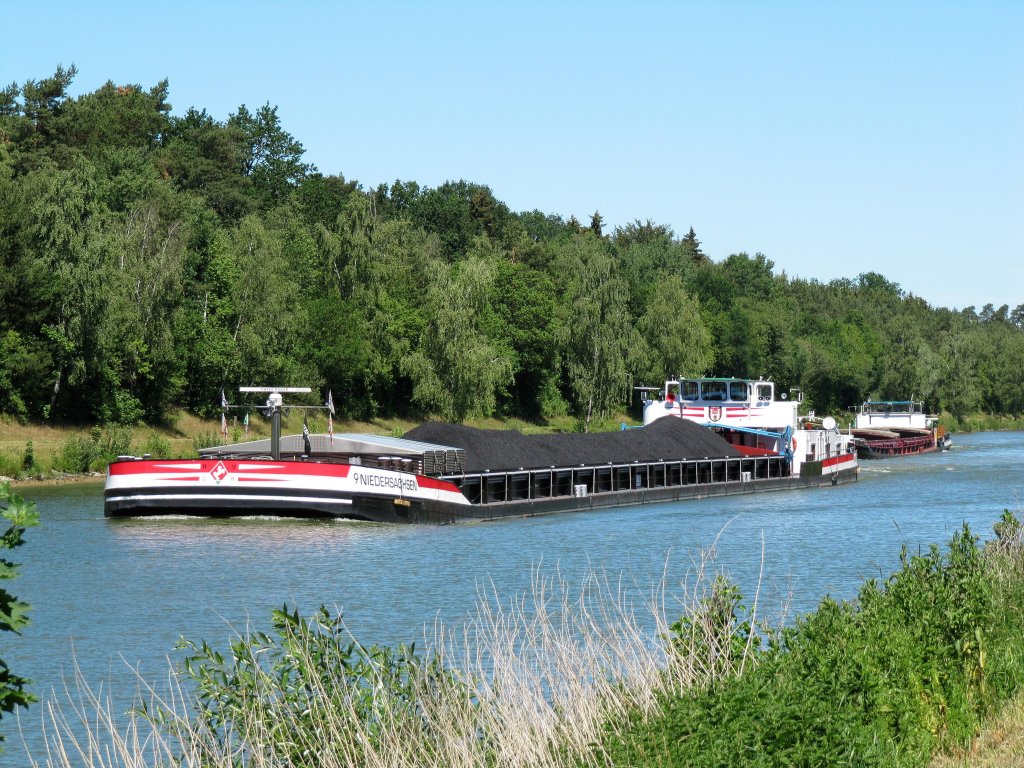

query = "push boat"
[
  {"left": 104, "top": 381, "right": 858, "bottom": 524},
  {"left": 849, "top": 400, "right": 951, "bottom": 459},
  {"left": 639, "top": 376, "right": 859, "bottom": 483}
]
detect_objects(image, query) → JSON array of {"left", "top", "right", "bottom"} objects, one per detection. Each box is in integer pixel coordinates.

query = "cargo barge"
[
  {"left": 104, "top": 382, "right": 859, "bottom": 524},
  {"left": 850, "top": 400, "right": 951, "bottom": 459}
]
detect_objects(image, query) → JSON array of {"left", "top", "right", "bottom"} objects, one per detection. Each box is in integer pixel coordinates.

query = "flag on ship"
[
  {"left": 221, "top": 412, "right": 227, "bottom": 443},
  {"left": 302, "top": 414, "right": 312, "bottom": 455},
  {"left": 326, "top": 390, "right": 335, "bottom": 444},
  {"left": 220, "top": 388, "right": 228, "bottom": 409}
]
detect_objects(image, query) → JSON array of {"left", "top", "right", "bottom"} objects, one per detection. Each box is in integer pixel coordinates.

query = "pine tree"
[{"left": 682, "top": 226, "right": 707, "bottom": 263}]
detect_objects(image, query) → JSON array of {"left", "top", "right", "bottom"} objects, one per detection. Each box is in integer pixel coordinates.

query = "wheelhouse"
[{"left": 664, "top": 378, "right": 775, "bottom": 404}]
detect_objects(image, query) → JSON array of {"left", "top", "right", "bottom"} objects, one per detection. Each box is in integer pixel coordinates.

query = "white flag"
[{"left": 327, "top": 390, "right": 335, "bottom": 443}]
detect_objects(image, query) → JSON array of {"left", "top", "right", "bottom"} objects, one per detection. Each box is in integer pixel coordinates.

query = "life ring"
[{"left": 791, "top": 437, "right": 797, "bottom": 452}]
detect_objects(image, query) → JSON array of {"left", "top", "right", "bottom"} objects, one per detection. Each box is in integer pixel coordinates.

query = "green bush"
[
  {"left": 53, "top": 435, "right": 97, "bottom": 475},
  {"left": 192, "top": 431, "right": 221, "bottom": 452},
  {"left": 141, "top": 432, "right": 171, "bottom": 459},
  {"left": 95, "top": 425, "right": 133, "bottom": 467},
  {"left": 53, "top": 426, "right": 136, "bottom": 474},
  {"left": 19, "top": 441, "right": 40, "bottom": 478},
  {"left": 600, "top": 521, "right": 1024, "bottom": 768},
  {"left": 665, "top": 575, "right": 763, "bottom": 684}
]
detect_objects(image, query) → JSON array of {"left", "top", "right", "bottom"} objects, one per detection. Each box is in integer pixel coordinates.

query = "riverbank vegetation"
[
  {"left": 0, "top": 482, "right": 38, "bottom": 755},
  {"left": 27, "top": 512, "right": 1024, "bottom": 766},
  {"left": 3, "top": 66, "right": 1024, "bottom": 437}
]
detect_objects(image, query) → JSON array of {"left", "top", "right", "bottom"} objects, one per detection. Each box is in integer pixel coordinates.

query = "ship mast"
[{"left": 238, "top": 386, "right": 313, "bottom": 460}]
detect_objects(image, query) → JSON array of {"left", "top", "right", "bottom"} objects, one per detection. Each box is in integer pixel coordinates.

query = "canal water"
[{"left": 6, "top": 430, "right": 1024, "bottom": 761}]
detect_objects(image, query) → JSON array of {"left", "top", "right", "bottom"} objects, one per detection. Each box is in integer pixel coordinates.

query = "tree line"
[{"left": 2, "top": 66, "right": 1023, "bottom": 430}]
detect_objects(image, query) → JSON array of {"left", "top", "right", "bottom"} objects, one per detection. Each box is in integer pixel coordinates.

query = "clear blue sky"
[{"left": 5, "top": 1, "right": 1022, "bottom": 311}]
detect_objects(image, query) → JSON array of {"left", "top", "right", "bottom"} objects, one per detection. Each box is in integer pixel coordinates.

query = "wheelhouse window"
[
  {"left": 729, "top": 381, "right": 750, "bottom": 402},
  {"left": 755, "top": 383, "right": 773, "bottom": 401},
  {"left": 866, "top": 401, "right": 917, "bottom": 415},
  {"left": 681, "top": 380, "right": 700, "bottom": 400},
  {"left": 701, "top": 380, "right": 729, "bottom": 401}
]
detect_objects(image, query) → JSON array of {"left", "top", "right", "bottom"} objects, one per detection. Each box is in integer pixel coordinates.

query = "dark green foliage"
[
  {"left": 399, "top": 179, "right": 499, "bottom": 259},
  {"left": 54, "top": 79, "right": 170, "bottom": 160},
  {"left": 0, "top": 482, "right": 38, "bottom": 749},
  {"left": 601, "top": 521, "right": 1024, "bottom": 767},
  {"left": 294, "top": 172, "right": 359, "bottom": 228},
  {"left": 490, "top": 258, "right": 561, "bottom": 417},
  {"left": 612, "top": 218, "right": 675, "bottom": 250},
  {"left": 228, "top": 102, "right": 314, "bottom": 209},
  {"left": 517, "top": 208, "right": 568, "bottom": 244},
  {"left": 158, "top": 107, "right": 254, "bottom": 221},
  {"left": 2, "top": 64, "right": 1024, "bottom": 426}
]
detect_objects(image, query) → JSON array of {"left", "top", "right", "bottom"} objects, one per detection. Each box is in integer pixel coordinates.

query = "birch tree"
[
  {"left": 637, "top": 275, "right": 713, "bottom": 383},
  {"left": 554, "top": 234, "right": 640, "bottom": 431},
  {"left": 405, "top": 240, "right": 512, "bottom": 420}
]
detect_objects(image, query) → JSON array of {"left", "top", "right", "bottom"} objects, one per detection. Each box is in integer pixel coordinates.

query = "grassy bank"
[
  {"left": 23, "top": 512, "right": 1024, "bottom": 767},
  {"left": 940, "top": 412, "right": 1024, "bottom": 433},
  {"left": 0, "top": 411, "right": 633, "bottom": 484}
]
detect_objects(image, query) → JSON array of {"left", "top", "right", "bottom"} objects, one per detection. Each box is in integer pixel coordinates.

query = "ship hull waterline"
[{"left": 856, "top": 444, "right": 941, "bottom": 460}]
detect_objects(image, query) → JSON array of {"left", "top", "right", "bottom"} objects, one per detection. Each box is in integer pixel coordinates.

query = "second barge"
[{"left": 850, "top": 400, "right": 951, "bottom": 459}]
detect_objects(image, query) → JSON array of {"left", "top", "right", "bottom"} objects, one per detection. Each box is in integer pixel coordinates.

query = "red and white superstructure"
[{"left": 640, "top": 377, "right": 859, "bottom": 481}]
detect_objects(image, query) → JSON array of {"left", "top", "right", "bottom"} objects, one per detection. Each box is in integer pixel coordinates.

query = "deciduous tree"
[{"left": 554, "top": 234, "right": 640, "bottom": 431}]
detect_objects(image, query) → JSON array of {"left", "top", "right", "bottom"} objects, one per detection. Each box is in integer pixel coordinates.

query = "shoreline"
[{"left": 2, "top": 473, "right": 106, "bottom": 489}]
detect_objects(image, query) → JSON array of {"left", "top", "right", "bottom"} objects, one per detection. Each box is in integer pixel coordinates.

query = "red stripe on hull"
[
  {"left": 822, "top": 453, "right": 857, "bottom": 469},
  {"left": 108, "top": 459, "right": 464, "bottom": 497},
  {"left": 416, "top": 476, "right": 461, "bottom": 492},
  {"left": 110, "top": 459, "right": 353, "bottom": 479}
]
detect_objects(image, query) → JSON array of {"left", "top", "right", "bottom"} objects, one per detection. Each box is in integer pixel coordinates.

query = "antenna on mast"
[{"left": 237, "top": 387, "right": 314, "bottom": 460}]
